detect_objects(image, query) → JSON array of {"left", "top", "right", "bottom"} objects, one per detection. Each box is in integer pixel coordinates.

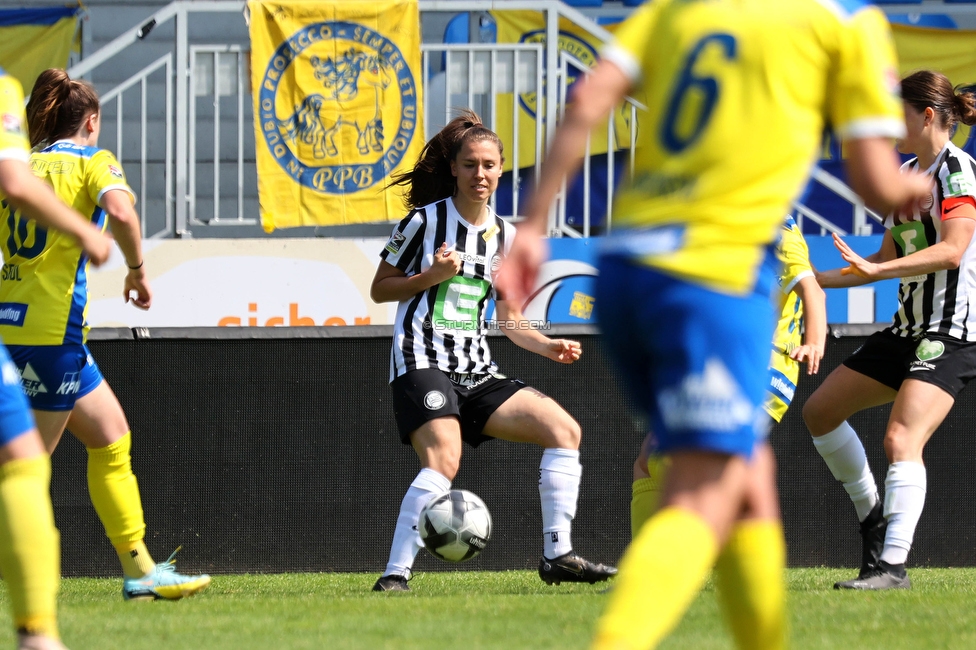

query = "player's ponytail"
[
  {"left": 953, "top": 86, "right": 976, "bottom": 128},
  {"left": 26, "top": 68, "right": 100, "bottom": 149},
  {"left": 388, "top": 109, "right": 502, "bottom": 210}
]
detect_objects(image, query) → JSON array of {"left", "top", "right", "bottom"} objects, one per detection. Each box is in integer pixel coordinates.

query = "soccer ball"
[{"left": 419, "top": 490, "right": 492, "bottom": 562}]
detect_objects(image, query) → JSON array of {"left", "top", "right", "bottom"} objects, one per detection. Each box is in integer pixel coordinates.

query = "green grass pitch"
[{"left": 1, "top": 568, "right": 975, "bottom": 649}]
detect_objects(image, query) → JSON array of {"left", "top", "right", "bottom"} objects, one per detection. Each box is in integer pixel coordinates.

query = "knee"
[
  {"left": 883, "top": 426, "right": 921, "bottom": 463},
  {"left": 554, "top": 417, "right": 581, "bottom": 451},
  {"left": 801, "top": 393, "right": 833, "bottom": 436},
  {"left": 427, "top": 451, "right": 461, "bottom": 480}
]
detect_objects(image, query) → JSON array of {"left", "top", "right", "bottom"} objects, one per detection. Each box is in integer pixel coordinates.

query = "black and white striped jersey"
[
  {"left": 379, "top": 198, "right": 515, "bottom": 381},
  {"left": 886, "top": 141, "right": 976, "bottom": 340}
]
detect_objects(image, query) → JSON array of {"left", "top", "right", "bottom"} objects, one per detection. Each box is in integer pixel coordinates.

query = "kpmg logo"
[{"left": 258, "top": 21, "right": 418, "bottom": 194}]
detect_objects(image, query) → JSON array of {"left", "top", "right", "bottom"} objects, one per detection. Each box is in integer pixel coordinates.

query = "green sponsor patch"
[{"left": 915, "top": 338, "right": 945, "bottom": 361}]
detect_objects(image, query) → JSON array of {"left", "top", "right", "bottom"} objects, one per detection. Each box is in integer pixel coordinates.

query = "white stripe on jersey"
[
  {"left": 885, "top": 141, "right": 976, "bottom": 340},
  {"left": 379, "top": 198, "right": 515, "bottom": 381}
]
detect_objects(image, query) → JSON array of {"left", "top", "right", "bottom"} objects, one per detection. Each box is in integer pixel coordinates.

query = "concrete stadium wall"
[{"left": 49, "top": 327, "right": 976, "bottom": 577}]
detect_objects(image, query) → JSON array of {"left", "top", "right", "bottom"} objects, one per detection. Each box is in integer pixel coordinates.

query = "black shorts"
[
  {"left": 844, "top": 328, "right": 976, "bottom": 398},
  {"left": 390, "top": 368, "right": 527, "bottom": 447}
]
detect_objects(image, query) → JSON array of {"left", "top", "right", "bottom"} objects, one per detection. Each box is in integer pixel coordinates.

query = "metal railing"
[
  {"left": 99, "top": 53, "right": 173, "bottom": 238},
  {"left": 69, "top": 0, "right": 639, "bottom": 237},
  {"left": 69, "top": 0, "right": 952, "bottom": 238}
]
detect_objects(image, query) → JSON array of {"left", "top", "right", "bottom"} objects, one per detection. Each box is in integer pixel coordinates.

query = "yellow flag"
[
  {"left": 0, "top": 8, "right": 80, "bottom": 95},
  {"left": 248, "top": 0, "right": 425, "bottom": 231},
  {"left": 490, "top": 10, "right": 634, "bottom": 171},
  {"left": 892, "top": 24, "right": 976, "bottom": 150}
]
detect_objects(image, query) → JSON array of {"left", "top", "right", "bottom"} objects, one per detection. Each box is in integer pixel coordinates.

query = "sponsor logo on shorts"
[
  {"left": 20, "top": 363, "right": 47, "bottom": 397},
  {"left": 658, "top": 359, "right": 754, "bottom": 433},
  {"left": 448, "top": 373, "right": 492, "bottom": 389},
  {"left": 56, "top": 371, "right": 81, "bottom": 396},
  {"left": 915, "top": 338, "right": 944, "bottom": 362},
  {"left": 423, "top": 390, "right": 446, "bottom": 410}
]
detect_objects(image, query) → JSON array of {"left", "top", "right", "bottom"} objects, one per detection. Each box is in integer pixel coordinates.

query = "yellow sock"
[
  {"left": 593, "top": 507, "right": 718, "bottom": 650},
  {"left": 0, "top": 456, "right": 60, "bottom": 638},
  {"left": 87, "top": 433, "right": 154, "bottom": 577},
  {"left": 631, "top": 456, "right": 669, "bottom": 539},
  {"left": 630, "top": 479, "right": 657, "bottom": 539},
  {"left": 713, "top": 519, "right": 787, "bottom": 650}
]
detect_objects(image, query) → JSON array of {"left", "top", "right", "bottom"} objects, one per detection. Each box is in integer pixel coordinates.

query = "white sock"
[
  {"left": 812, "top": 421, "right": 878, "bottom": 521},
  {"left": 880, "top": 461, "right": 927, "bottom": 566},
  {"left": 383, "top": 468, "right": 451, "bottom": 577},
  {"left": 539, "top": 448, "right": 581, "bottom": 559}
]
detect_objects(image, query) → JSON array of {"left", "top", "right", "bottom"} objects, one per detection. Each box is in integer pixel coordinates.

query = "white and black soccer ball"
[{"left": 419, "top": 489, "right": 492, "bottom": 562}]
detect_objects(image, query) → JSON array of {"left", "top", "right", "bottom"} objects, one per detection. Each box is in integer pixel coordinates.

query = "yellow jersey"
[
  {"left": 772, "top": 215, "right": 813, "bottom": 356},
  {"left": 602, "top": 0, "right": 903, "bottom": 294},
  {"left": 0, "top": 142, "right": 133, "bottom": 345}
]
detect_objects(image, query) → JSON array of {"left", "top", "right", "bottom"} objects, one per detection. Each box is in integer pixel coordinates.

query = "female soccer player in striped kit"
[
  {"left": 806, "top": 69, "right": 976, "bottom": 590},
  {"left": 370, "top": 111, "right": 616, "bottom": 592},
  {"left": 0, "top": 64, "right": 112, "bottom": 650},
  {"left": 0, "top": 69, "right": 211, "bottom": 602}
]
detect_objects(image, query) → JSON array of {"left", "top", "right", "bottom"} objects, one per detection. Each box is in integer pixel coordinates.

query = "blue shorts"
[
  {"left": 6, "top": 344, "right": 104, "bottom": 411},
  {"left": 596, "top": 255, "right": 775, "bottom": 459},
  {"left": 0, "top": 344, "right": 35, "bottom": 444}
]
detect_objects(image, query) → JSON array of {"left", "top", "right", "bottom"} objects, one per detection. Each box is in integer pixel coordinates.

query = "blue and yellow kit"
[
  {"left": 0, "top": 67, "right": 39, "bottom": 439},
  {"left": 764, "top": 216, "right": 815, "bottom": 423},
  {"left": 0, "top": 142, "right": 132, "bottom": 346},
  {"left": 601, "top": 0, "right": 904, "bottom": 295}
]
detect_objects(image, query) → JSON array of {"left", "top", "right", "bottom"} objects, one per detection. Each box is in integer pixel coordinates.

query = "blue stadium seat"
[
  {"left": 622, "top": 0, "right": 645, "bottom": 6},
  {"left": 562, "top": 0, "right": 604, "bottom": 6},
  {"left": 872, "top": 1, "right": 922, "bottom": 4},
  {"left": 944, "top": 1, "right": 976, "bottom": 4},
  {"left": 441, "top": 13, "right": 468, "bottom": 71},
  {"left": 443, "top": 13, "right": 469, "bottom": 44}
]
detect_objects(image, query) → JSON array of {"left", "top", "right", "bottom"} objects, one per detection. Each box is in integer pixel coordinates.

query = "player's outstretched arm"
[
  {"left": 845, "top": 137, "right": 933, "bottom": 215},
  {"left": 835, "top": 214, "right": 975, "bottom": 281},
  {"left": 103, "top": 188, "right": 151, "bottom": 309},
  {"left": 0, "top": 158, "right": 111, "bottom": 265},
  {"left": 790, "top": 275, "right": 826, "bottom": 375},
  {"left": 494, "top": 299, "right": 581, "bottom": 364},
  {"left": 816, "top": 232, "right": 895, "bottom": 288}
]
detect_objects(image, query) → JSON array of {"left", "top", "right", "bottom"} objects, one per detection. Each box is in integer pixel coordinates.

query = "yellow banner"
[
  {"left": 490, "top": 10, "right": 634, "bottom": 171},
  {"left": 0, "top": 8, "right": 80, "bottom": 95},
  {"left": 248, "top": 0, "right": 425, "bottom": 231},
  {"left": 892, "top": 24, "right": 976, "bottom": 151}
]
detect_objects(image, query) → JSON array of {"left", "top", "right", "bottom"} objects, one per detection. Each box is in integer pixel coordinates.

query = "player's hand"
[
  {"left": 79, "top": 226, "right": 112, "bottom": 267},
  {"left": 834, "top": 233, "right": 881, "bottom": 280},
  {"left": 427, "top": 242, "right": 462, "bottom": 285},
  {"left": 545, "top": 338, "right": 581, "bottom": 364},
  {"left": 790, "top": 343, "right": 824, "bottom": 375},
  {"left": 496, "top": 226, "right": 548, "bottom": 306},
  {"left": 124, "top": 267, "right": 152, "bottom": 310}
]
